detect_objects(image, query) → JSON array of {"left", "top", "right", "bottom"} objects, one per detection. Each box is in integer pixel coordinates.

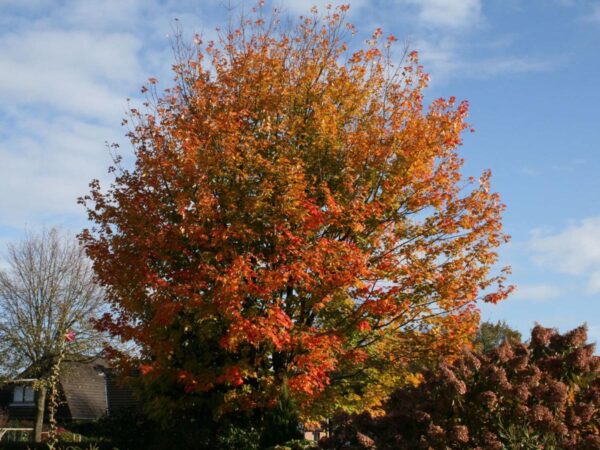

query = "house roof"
[{"left": 59, "top": 358, "right": 109, "bottom": 420}]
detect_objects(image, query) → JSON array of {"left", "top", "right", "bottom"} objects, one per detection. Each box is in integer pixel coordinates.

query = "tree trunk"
[{"left": 34, "top": 385, "right": 47, "bottom": 443}]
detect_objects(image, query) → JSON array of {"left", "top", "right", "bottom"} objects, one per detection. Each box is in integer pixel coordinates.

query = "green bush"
[
  {"left": 68, "top": 407, "right": 164, "bottom": 450},
  {"left": 0, "top": 444, "right": 111, "bottom": 450},
  {"left": 67, "top": 402, "right": 302, "bottom": 450},
  {"left": 267, "top": 439, "right": 319, "bottom": 450}
]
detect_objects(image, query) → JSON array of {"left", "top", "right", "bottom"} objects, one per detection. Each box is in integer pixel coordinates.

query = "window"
[
  {"left": 24, "top": 386, "right": 34, "bottom": 402},
  {"left": 12, "top": 385, "right": 34, "bottom": 404}
]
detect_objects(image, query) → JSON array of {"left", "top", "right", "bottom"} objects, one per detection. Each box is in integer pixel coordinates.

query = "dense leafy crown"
[{"left": 80, "top": 4, "right": 510, "bottom": 420}]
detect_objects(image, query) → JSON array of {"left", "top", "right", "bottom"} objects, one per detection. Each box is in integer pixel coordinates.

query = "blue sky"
[{"left": 1, "top": 0, "right": 599, "bottom": 343}]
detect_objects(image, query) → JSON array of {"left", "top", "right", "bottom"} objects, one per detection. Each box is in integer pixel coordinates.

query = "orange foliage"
[{"left": 80, "top": 4, "right": 511, "bottom": 420}]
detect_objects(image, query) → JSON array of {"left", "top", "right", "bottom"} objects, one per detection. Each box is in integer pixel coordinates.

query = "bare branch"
[{"left": 0, "top": 228, "right": 105, "bottom": 378}]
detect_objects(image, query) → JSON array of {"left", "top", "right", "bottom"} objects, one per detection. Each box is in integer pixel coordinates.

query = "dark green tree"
[
  {"left": 474, "top": 320, "right": 521, "bottom": 353},
  {"left": 261, "top": 382, "right": 303, "bottom": 448}
]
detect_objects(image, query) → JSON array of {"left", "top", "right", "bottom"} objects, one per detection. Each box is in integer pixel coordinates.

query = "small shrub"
[
  {"left": 267, "top": 439, "right": 320, "bottom": 450},
  {"left": 0, "top": 444, "right": 108, "bottom": 450},
  {"left": 214, "top": 421, "right": 261, "bottom": 450}
]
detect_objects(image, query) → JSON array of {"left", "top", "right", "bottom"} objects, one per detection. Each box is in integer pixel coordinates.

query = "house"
[
  {"left": 301, "top": 421, "right": 330, "bottom": 443},
  {"left": 1, "top": 357, "right": 137, "bottom": 423}
]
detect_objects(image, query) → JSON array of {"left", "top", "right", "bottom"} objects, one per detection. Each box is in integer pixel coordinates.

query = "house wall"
[
  {"left": 6, "top": 404, "right": 36, "bottom": 421},
  {"left": 106, "top": 374, "right": 137, "bottom": 413},
  {"left": 3, "top": 390, "right": 71, "bottom": 423}
]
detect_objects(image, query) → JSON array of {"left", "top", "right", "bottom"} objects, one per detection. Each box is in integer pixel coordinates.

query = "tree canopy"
[
  {"left": 80, "top": 4, "right": 511, "bottom": 423},
  {"left": 0, "top": 228, "right": 104, "bottom": 377},
  {"left": 0, "top": 228, "right": 105, "bottom": 441}
]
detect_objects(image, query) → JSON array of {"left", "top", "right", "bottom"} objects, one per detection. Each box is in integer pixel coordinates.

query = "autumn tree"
[
  {"left": 0, "top": 228, "right": 105, "bottom": 442},
  {"left": 80, "top": 4, "right": 511, "bottom": 429}
]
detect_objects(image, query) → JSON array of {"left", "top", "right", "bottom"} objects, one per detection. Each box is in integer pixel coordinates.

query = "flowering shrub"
[{"left": 321, "top": 325, "right": 600, "bottom": 449}]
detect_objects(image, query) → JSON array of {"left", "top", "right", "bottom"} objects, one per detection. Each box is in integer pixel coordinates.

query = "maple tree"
[{"left": 80, "top": 4, "right": 511, "bottom": 423}]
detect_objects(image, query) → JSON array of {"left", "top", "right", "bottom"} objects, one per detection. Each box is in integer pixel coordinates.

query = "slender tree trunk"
[{"left": 34, "top": 385, "right": 47, "bottom": 443}]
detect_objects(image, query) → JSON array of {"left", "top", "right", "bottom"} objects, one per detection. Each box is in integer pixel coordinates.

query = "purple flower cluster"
[{"left": 322, "top": 324, "right": 600, "bottom": 450}]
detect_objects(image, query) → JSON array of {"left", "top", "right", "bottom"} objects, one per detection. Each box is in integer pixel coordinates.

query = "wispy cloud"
[
  {"left": 414, "top": 36, "right": 554, "bottom": 84},
  {"left": 519, "top": 167, "right": 542, "bottom": 176},
  {"left": 392, "top": 0, "right": 558, "bottom": 85},
  {"left": 0, "top": 30, "right": 142, "bottom": 120},
  {"left": 0, "top": 0, "right": 223, "bottom": 232},
  {"left": 398, "top": 0, "right": 483, "bottom": 30},
  {"left": 587, "top": 4, "right": 600, "bottom": 23},
  {"left": 557, "top": 0, "right": 600, "bottom": 24},
  {"left": 284, "top": 0, "right": 369, "bottom": 15},
  {"left": 554, "top": 0, "right": 577, "bottom": 6},
  {"left": 395, "top": 0, "right": 485, "bottom": 31},
  {"left": 412, "top": 37, "right": 461, "bottom": 80},
  {"left": 511, "top": 283, "right": 562, "bottom": 302},
  {"left": 530, "top": 217, "right": 600, "bottom": 293},
  {"left": 588, "top": 325, "right": 600, "bottom": 345},
  {"left": 472, "top": 55, "right": 555, "bottom": 77},
  {"left": 0, "top": 113, "right": 116, "bottom": 227}
]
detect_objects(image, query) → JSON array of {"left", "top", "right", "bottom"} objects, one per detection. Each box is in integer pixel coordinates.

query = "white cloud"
[
  {"left": 418, "top": 0, "right": 482, "bottom": 29},
  {"left": 399, "top": 0, "right": 483, "bottom": 30},
  {"left": 554, "top": 0, "right": 577, "bottom": 6},
  {"left": 0, "top": 30, "right": 142, "bottom": 121},
  {"left": 473, "top": 55, "right": 554, "bottom": 77},
  {"left": 0, "top": 113, "right": 116, "bottom": 227},
  {"left": 413, "top": 37, "right": 461, "bottom": 80},
  {"left": 284, "top": 1, "right": 368, "bottom": 15},
  {"left": 586, "top": 271, "right": 600, "bottom": 294},
  {"left": 511, "top": 284, "right": 562, "bottom": 302},
  {"left": 0, "top": 0, "right": 184, "bottom": 230},
  {"left": 414, "top": 36, "right": 554, "bottom": 84},
  {"left": 60, "top": 0, "right": 143, "bottom": 30},
  {"left": 0, "top": 26, "right": 142, "bottom": 229},
  {"left": 588, "top": 325, "right": 600, "bottom": 345},
  {"left": 0, "top": 0, "right": 52, "bottom": 9},
  {"left": 530, "top": 217, "right": 600, "bottom": 293},
  {"left": 519, "top": 167, "right": 542, "bottom": 176},
  {"left": 588, "top": 4, "right": 600, "bottom": 23},
  {"left": 389, "top": 0, "right": 558, "bottom": 85}
]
